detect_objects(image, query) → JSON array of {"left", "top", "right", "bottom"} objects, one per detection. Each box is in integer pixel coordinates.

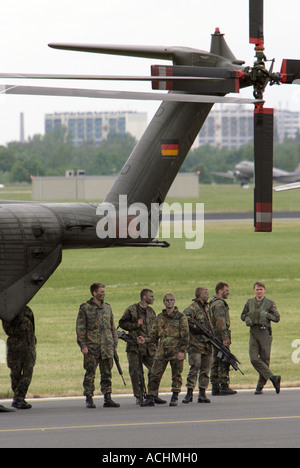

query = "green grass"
[{"left": 1, "top": 218, "right": 300, "bottom": 398}]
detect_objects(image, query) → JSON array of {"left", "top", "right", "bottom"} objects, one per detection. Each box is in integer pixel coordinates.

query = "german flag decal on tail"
[{"left": 161, "top": 140, "right": 179, "bottom": 158}]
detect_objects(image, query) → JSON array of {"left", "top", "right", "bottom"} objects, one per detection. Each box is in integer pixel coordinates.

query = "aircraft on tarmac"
[
  {"left": 274, "top": 181, "right": 300, "bottom": 191},
  {"left": 0, "top": 0, "right": 299, "bottom": 324},
  {"left": 213, "top": 160, "right": 300, "bottom": 186}
]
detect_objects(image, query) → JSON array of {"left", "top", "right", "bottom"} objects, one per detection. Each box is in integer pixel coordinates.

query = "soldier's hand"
[
  {"left": 137, "top": 336, "right": 145, "bottom": 344},
  {"left": 137, "top": 318, "right": 143, "bottom": 327},
  {"left": 177, "top": 352, "right": 184, "bottom": 361},
  {"left": 81, "top": 346, "right": 89, "bottom": 355}
]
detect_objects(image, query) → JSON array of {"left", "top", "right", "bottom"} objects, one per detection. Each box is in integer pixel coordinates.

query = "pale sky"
[{"left": 0, "top": 0, "right": 299, "bottom": 145}]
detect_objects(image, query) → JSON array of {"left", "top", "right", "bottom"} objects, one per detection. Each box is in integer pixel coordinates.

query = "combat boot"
[
  {"left": 220, "top": 384, "right": 237, "bottom": 395},
  {"left": 211, "top": 384, "right": 220, "bottom": 396},
  {"left": 154, "top": 396, "right": 167, "bottom": 404},
  {"left": 169, "top": 392, "right": 179, "bottom": 406},
  {"left": 85, "top": 396, "right": 96, "bottom": 408},
  {"left": 103, "top": 393, "right": 120, "bottom": 408},
  {"left": 141, "top": 395, "right": 155, "bottom": 407},
  {"left": 182, "top": 388, "right": 193, "bottom": 404},
  {"left": 198, "top": 388, "right": 211, "bottom": 403},
  {"left": 11, "top": 398, "right": 32, "bottom": 409},
  {"left": 270, "top": 375, "right": 281, "bottom": 394}
]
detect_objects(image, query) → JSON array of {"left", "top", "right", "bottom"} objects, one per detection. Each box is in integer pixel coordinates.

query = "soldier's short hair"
[
  {"left": 215, "top": 282, "right": 229, "bottom": 295},
  {"left": 140, "top": 289, "right": 153, "bottom": 300},
  {"left": 195, "top": 287, "right": 207, "bottom": 298},
  {"left": 253, "top": 281, "right": 266, "bottom": 290},
  {"left": 90, "top": 283, "right": 105, "bottom": 295},
  {"left": 163, "top": 292, "right": 175, "bottom": 302}
]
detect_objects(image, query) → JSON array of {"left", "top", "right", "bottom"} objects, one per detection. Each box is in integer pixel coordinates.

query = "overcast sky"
[{"left": 0, "top": 0, "right": 299, "bottom": 145}]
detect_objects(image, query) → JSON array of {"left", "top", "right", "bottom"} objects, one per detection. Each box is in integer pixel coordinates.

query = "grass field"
[{"left": 0, "top": 185, "right": 300, "bottom": 399}]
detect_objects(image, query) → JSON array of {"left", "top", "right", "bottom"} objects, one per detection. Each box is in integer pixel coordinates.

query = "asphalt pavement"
[{"left": 0, "top": 388, "right": 299, "bottom": 449}]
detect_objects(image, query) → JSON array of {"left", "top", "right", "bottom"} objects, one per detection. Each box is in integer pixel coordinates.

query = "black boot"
[
  {"left": 220, "top": 384, "right": 237, "bottom": 395},
  {"left": 270, "top": 375, "right": 281, "bottom": 394},
  {"left": 198, "top": 388, "right": 211, "bottom": 403},
  {"left": 182, "top": 388, "right": 193, "bottom": 404},
  {"left": 103, "top": 393, "right": 120, "bottom": 408},
  {"left": 169, "top": 392, "right": 179, "bottom": 406},
  {"left": 86, "top": 396, "right": 96, "bottom": 408},
  {"left": 11, "top": 398, "right": 32, "bottom": 409},
  {"left": 0, "top": 405, "right": 14, "bottom": 412},
  {"left": 154, "top": 396, "right": 167, "bottom": 404},
  {"left": 141, "top": 395, "right": 155, "bottom": 407},
  {"left": 211, "top": 384, "right": 220, "bottom": 396}
]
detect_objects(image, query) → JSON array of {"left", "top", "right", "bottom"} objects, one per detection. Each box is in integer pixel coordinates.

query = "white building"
[
  {"left": 45, "top": 111, "right": 148, "bottom": 146},
  {"left": 198, "top": 106, "right": 300, "bottom": 148}
]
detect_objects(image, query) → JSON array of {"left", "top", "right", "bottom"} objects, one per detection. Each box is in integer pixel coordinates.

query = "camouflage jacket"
[
  {"left": 119, "top": 303, "right": 157, "bottom": 356},
  {"left": 241, "top": 296, "right": 280, "bottom": 330},
  {"left": 76, "top": 298, "right": 118, "bottom": 359},
  {"left": 209, "top": 295, "right": 231, "bottom": 344},
  {"left": 2, "top": 306, "right": 36, "bottom": 349},
  {"left": 146, "top": 307, "right": 189, "bottom": 360},
  {"left": 184, "top": 299, "right": 213, "bottom": 355}
]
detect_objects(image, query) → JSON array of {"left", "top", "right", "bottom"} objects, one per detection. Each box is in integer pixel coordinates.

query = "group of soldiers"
[
  {"left": 0, "top": 280, "right": 281, "bottom": 411},
  {"left": 76, "top": 280, "right": 281, "bottom": 409}
]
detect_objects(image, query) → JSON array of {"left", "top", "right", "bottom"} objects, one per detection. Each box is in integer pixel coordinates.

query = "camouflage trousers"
[
  {"left": 186, "top": 352, "right": 212, "bottom": 390},
  {"left": 127, "top": 351, "right": 154, "bottom": 398},
  {"left": 147, "top": 357, "right": 184, "bottom": 396},
  {"left": 210, "top": 346, "right": 230, "bottom": 386},
  {"left": 83, "top": 353, "right": 113, "bottom": 396},
  {"left": 7, "top": 342, "right": 36, "bottom": 399}
]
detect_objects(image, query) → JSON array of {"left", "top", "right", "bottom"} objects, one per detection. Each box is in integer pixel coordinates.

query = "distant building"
[
  {"left": 198, "top": 106, "right": 300, "bottom": 148},
  {"left": 45, "top": 111, "right": 148, "bottom": 146}
]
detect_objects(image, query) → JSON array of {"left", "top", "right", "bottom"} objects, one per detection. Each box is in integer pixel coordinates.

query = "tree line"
[{"left": 0, "top": 126, "right": 299, "bottom": 184}]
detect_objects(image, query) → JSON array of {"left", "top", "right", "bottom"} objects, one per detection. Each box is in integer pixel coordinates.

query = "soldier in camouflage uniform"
[
  {"left": 137, "top": 293, "right": 189, "bottom": 407},
  {"left": 182, "top": 287, "right": 213, "bottom": 404},
  {"left": 241, "top": 281, "right": 281, "bottom": 395},
  {"left": 209, "top": 282, "right": 237, "bottom": 396},
  {"left": 2, "top": 306, "right": 36, "bottom": 409},
  {"left": 119, "top": 289, "right": 166, "bottom": 405},
  {"left": 76, "top": 283, "right": 120, "bottom": 408}
]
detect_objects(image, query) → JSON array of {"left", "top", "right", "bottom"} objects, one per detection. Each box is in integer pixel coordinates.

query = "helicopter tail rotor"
[
  {"left": 280, "top": 59, "right": 300, "bottom": 84},
  {"left": 249, "top": 0, "right": 264, "bottom": 48},
  {"left": 253, "top": 104, "right": 274, "bottom": 232}
]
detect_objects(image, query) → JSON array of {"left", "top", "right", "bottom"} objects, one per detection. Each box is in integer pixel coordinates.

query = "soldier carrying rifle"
[{"left": 119, "top": 289, "right": 166, "bottom": 406}]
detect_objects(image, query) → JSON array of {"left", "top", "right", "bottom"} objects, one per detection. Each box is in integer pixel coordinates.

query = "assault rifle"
[
  {"left": 190, "top": 318, "right": 244, "bottom": 375},
  {"left": 114, "top": 349, "right": 126, "bottom": 387},
  {"left": 117, "top": 330, "right": 147, "bottom": 405}
]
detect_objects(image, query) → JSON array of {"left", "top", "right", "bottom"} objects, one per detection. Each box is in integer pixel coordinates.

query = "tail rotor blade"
[
  {"left": 280, "top": 59, "right": 300, "bottom": 84},
  {"left": 254, "top": 105, "right": 274, "bottom": 232},
  {"left": 249, "top": 0, "right": 264, "bottom": 47}
]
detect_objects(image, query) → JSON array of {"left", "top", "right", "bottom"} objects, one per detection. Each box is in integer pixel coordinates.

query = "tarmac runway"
[{"left": 1, "top": 388, "right": 299, "bottom": 449}]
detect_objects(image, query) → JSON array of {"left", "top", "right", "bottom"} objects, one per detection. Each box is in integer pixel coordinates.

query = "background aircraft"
[
  {"left": 213, "top": 161, "right": 300, "bottom": 185},
  {"left": 274, "top": 181, "right": 300, "bottom": 191},
  {"left": 0, "top": 0, "right": 299, "bottom": 323}
]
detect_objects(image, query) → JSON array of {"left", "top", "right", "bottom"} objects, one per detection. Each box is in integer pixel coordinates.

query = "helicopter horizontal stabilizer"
[
  {"left": 0, "top": 84, "right": 261, "bottom": 105},
  {"left": 48, "top": 43, "right": 210, "bottom": 64}
]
